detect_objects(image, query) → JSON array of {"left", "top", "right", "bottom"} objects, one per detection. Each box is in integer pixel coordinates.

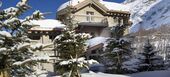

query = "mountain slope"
[{"left": 124, "top": 0, "right": 170, "bottom": 32}]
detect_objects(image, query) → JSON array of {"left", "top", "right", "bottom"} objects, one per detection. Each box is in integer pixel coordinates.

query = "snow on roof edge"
[
  {"left": 57, "top": 0, "right": 129, "bottom": 12},
  {"left": 30, "top": 19, "right": 65, "bottom": 29},
  {"left": 87, "top": 37, "right": 108, "bottom": 48}
]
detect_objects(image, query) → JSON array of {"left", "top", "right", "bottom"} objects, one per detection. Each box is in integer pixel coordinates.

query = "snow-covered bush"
[{"left": 122, "top": 58, "right": 141, "bottom": 73}]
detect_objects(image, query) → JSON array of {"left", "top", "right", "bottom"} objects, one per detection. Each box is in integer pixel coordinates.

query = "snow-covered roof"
[
  {"left": 57, "top": 0, "right": 129, "bottom": 12},
  {"left": 57, "top": 0, "right": 85, "bottom": 11},
  {"left": 30, "top": 19, "right": 65, "bottom": 31},
  {"left": 87, "top": 37, "right": 108, "bottom": 48}
]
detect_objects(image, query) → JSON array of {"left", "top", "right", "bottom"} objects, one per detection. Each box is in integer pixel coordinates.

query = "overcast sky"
[{"left": 1, "top": 0, "right": 125, "bottom": 19}]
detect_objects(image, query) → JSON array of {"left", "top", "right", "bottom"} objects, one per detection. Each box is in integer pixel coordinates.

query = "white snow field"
[
  {"left": 34, "top": 70, "right": 170, "bottom": 77},
  {"left": 82, "top": 71, "right": 170, "bottom": 77},
  {"left": 129, "top": 70, "right": 170, "bottom": 77},
  {"left": 82, "top": 72, "right": 129, "bottom": 77}
]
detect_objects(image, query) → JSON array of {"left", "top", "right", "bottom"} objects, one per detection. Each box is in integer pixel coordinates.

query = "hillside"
[{"left": 124, "top": 0, "right": 170, "bottom": 32}]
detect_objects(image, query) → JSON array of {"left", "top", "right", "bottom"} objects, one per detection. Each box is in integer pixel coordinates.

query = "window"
[
  {"left": 86, "top": 11, "right": 94, "bottom": 22},
  {"left": 28, "top": 35, "right": 40, "bottom": 40},
  {"left": 89, "top": 56, "right": 98, "bottom": 60},
  {"left": 49, "top": 35, "right": 56, "bottom": 40},
  {"left": 91, "top": 50, "right": 97, "bottom": 54},
  {"left": 90, "top": 32, "right": 95, "bottom": 38}
]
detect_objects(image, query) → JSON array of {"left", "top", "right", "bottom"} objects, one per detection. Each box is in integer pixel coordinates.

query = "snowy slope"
[{"left": 124, "top": 0, "right": 170, "bottom": 32}]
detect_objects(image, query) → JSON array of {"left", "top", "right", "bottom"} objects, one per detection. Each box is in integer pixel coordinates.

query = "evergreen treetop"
[
  {"left": 103, "top": 23, "right": 135, "bottom": 74},
  {"left": 53, "top": 4, "right": 92, "bottom": 76},
  {"left": 138, "top": 39, "right": 164, "bottom": 71}
]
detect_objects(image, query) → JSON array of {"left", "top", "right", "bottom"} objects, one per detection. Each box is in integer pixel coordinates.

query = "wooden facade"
[
  {"left": 57, "top": 0, "right": 131, "bottom": 37},
  {"left": 57, "top": 0, "right": 131, "bottom": 60}
]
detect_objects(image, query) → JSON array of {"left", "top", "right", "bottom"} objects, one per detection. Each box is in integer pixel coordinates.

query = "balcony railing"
[{"left": 73, "top": 14, "right": 108, "bottom": 24}]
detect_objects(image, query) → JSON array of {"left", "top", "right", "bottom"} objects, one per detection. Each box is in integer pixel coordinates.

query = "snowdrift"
[{"left": 81, "top": 70, "right": 170, "bottom": 77}]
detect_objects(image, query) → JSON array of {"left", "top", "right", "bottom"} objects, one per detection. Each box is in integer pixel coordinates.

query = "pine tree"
[
  {"left": 0, "top": 0, "right": 47, "bottom": 76},
  {"left": 165, "top": 45, "right": 170, "bottom": 68},
  {"left": 53, "top": 5, "right": 91, "bottom": 77},
  {"left": 54, "top": 25, "right": 91, "bottom": 77},
  {"left": 138, "top": 39, "right": 164, "bottom": 71},
  {"left": 103, "top": 24, "right": 135, "bottom": 74}
]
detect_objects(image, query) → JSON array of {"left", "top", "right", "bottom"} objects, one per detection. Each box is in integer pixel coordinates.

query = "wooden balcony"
[{"left": 73, "top": 14, "right": 108, "bottom": 26}]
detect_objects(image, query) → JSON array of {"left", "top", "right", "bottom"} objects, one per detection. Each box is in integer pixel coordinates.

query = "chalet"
[
  {"left": 57, "top": 0, "right": 131, "bottom": 37},
  {"left": 57, "top": 0, "right": 131, "bottom": 61},
  {"left": 28, "top": 0, "right": 131, "bottom": 67}
]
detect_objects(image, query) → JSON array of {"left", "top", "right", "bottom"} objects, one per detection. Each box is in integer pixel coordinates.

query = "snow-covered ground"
[
  {"left": 82, "top": 72, "right": 129, "bottom": 77},
  {"left": 84, "top": 70, "right": 170, "bottom": 77},
  {"left": 83, "top": 70, "right": 170, "bottom": 77},
  {"left": 129, "top": 70, "right": 170, "bottom": 77},
  {"left": 35, "top": 70, "right": 170, "bottom": 77}
]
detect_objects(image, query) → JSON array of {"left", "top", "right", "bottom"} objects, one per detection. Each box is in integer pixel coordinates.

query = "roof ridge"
[{"left": 57, "top": 0, "right": 129, "bottom": 12}]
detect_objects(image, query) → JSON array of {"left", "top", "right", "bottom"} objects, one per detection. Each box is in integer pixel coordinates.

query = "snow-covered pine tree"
[
  {"left": 0, "top": 0, "right": 48, "bottom": 77},
  {"left": 53, "top": 6, "right": 91, "bottom": 77},
  {"left": 103, "top": 23, "right": 136, "bottom": 74},
  {"left": 165, "top": 45, "right": 170, "bottom": 68},
  {"left": 53, "top": 23, "right": 91, "bottom": 77},
  {"left": 138, "top": 39, "right": 164, "bottom": 71}
]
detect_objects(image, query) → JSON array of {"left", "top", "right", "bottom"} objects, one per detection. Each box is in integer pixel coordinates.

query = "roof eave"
[
  {"left": 57, "top": 0, "right": 131, "bottom": 17},
  {"left": 57, "top": 6, "right": 75, "bottom": 15}
]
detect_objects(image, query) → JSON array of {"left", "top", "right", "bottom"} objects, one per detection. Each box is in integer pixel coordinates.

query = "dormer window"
[{"left": 86, "top": 11, "right": 94, "bottom": 22}]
